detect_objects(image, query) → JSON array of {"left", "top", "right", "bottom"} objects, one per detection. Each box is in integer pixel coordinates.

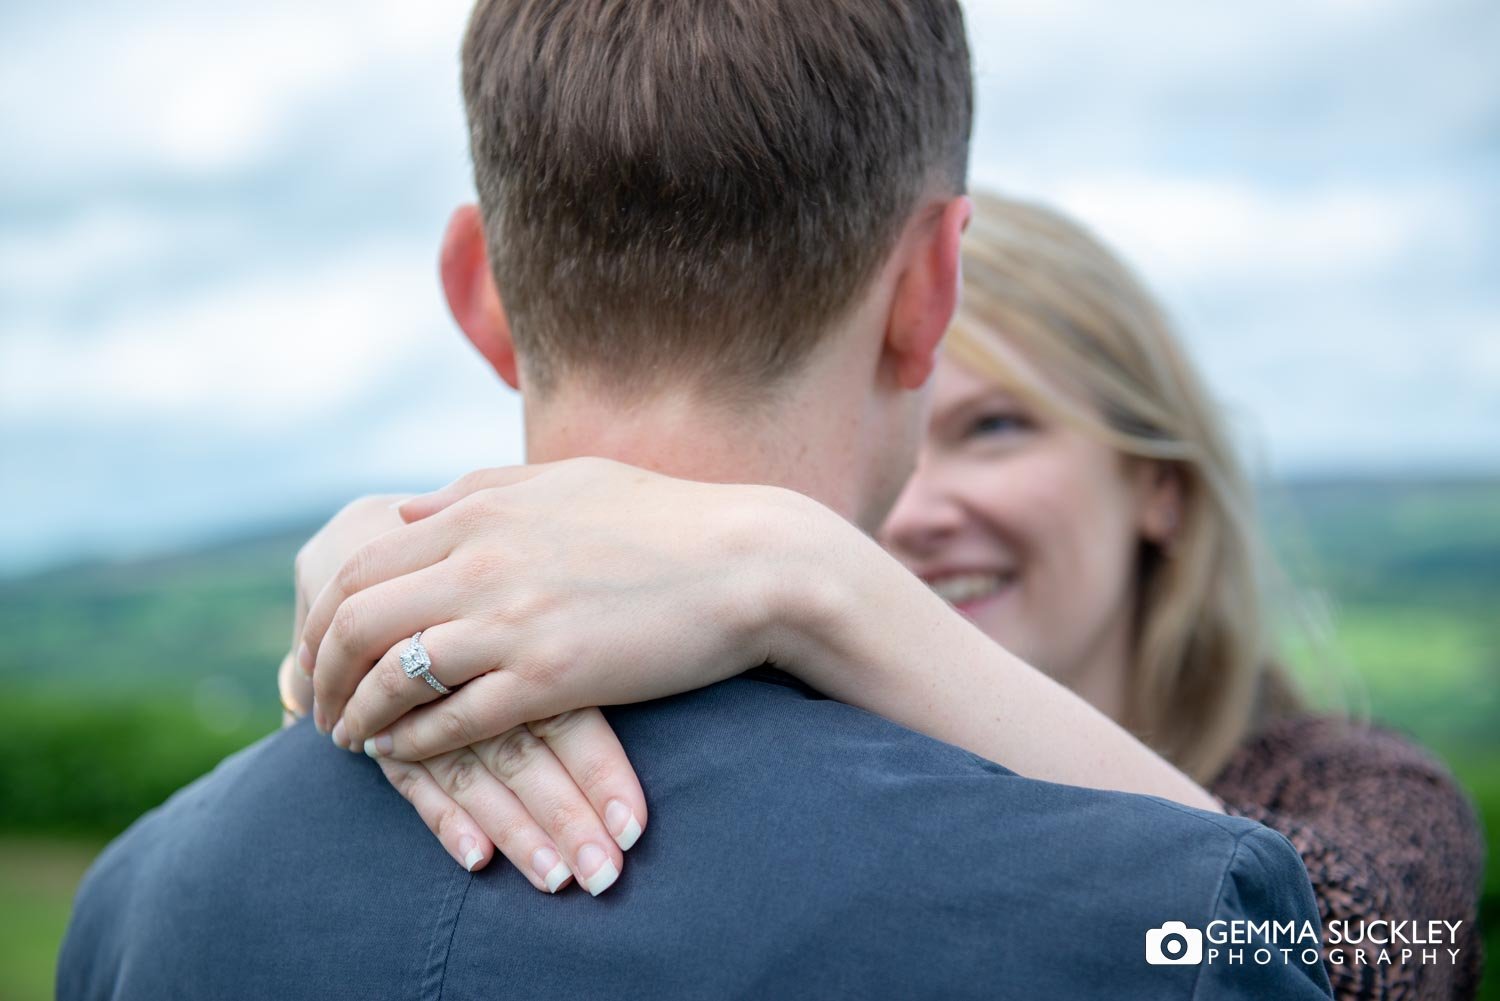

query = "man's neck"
[{"left": 522, "top": 379, "right": 871, "bottom": 526}]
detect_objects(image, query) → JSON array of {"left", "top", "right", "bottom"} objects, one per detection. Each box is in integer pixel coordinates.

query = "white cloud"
[
  {"left": 1011, "top": 175, "right": 1463, "bottom": 287},
  {"left": 1, "top": 245, "right": 446, "bottom": 430},
  {"left": 0, "top": 207, "right": 246, "bottom": 306},
  {"left": 0, "top": 0, "right": 474, "bottom": 181}
]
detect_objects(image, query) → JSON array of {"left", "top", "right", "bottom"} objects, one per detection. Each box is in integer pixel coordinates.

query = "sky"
[{"left": 2, "top": 0, "right": 1497, "bottom": 573}]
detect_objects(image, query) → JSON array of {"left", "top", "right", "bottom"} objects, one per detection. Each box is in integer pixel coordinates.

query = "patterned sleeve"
[{"left": 1211, "top": 716, "right": 1485, "bottom": 1001}]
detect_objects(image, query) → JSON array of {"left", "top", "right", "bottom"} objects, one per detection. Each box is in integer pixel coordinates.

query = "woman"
[{"left": 282, "top": 194, "right": 1483, "bottom": 998}]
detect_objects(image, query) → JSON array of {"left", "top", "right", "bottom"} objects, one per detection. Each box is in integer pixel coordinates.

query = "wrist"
[{"left": 746, "top": 487, "right": 870, "bottom": 693}]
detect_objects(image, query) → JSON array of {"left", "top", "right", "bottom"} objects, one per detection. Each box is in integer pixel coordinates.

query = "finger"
[
  {"left": 397, "top": 463, "right": 554, "bottom": 522},
  {"left": 422, "top": 748, "right": 576, "bottom": 893},
  {"left": 278, "top": 652, "right": 312, "bottom": 719},
  {"left": 376, "top": 757, "right": 494, "bottom": 873},
  {"left": 312, "top": 562, "right": 467, "bottom": 734},
  {"left": 367, "top": 669, "right": 557, "bottom": 761},
  {"left": 528, "top": 708, "right": 647, "bottom": 852},
  {"left": 300, "top": 518, "right": 456, "bottom": 684},
  {"left": 291, "top": 545, "right": 314, "bottom": 680},
  {"left": 336, "top": 620, "right": 501, "bottom": 752},
  {"left": 472, "top": 728, "right": 624, "bottom": 896}
]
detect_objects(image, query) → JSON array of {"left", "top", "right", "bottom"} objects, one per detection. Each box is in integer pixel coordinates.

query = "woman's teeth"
[{"left": 929, "top": 572, "right": 1012, "bottom": 605}]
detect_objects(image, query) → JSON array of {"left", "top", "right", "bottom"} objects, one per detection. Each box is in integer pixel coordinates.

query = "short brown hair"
[{"left": 461, "top": 0, "right": 971, "bottom": 397}]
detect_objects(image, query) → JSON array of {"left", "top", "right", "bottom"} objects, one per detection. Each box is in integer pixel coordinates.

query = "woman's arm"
[
  {"left": 767, "top": 497, "right": 1222, "bottom": 811},
  {"left": 307, "top": 459, "right": 1220, "bottom": 813}
]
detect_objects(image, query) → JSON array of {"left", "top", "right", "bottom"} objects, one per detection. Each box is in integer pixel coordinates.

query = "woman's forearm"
[{"left": 760, "top": 490, "right": 1223, "bottom": 813}]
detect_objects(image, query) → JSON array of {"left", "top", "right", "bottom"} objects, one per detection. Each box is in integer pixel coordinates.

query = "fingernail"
[
  {"left": 576, "top": 843, "right": 619, "bottom": 897},
  {"left": 387, "top": 499, "right": 407, "bottom": 511},
  {"left": 605, "top": 800, "right": 642, "bottom": 851},
  {"left": 364, "top": 733, "right": 393, "bottom": 758},
  {"left": 331, "top": 718, "right": 348, "bottom": 749},
  {"left": 460, "top": 836, "right": 483, "bottom": 872},
  {"left": 296, "top": 642, "right": 313, "bottom": 678},
  {"left": 312, "top": 697, "right": 327, "bottom": 734},
  {"left": 533, "top": 847, "right": 571, "bottom": 893}
]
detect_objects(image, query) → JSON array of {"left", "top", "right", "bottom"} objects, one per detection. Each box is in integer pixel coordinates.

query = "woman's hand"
[
  {"left": 375, "top": 708, "right": 645, "bottom": 896},
  {"left": 283, "top": 492, "right": 647, "bottom": 894},
  {"left": 300, "top": 458, "right": 816, "bottom": 761}
]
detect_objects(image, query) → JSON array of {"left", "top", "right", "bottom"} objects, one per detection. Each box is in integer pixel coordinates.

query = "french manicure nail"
[
  {"left": 387, "top": 499, "right": 407, "bottom": 511},
  {"left": 576, "top": 843, "right": 619, "bottom": 897},
  {"left": 311, "top": 697, "right": 327, "bottom": 734},
  {"left": 330, "top": 718, "right": 347, "bottom": 749},
  {"left": 605, "top": 800, "right": 642, "bottom": 851},
  {"left": 460, "top": 836, "right": 482, "bottom": 872},
  {"left": 363, "top": 733, "right": 393, "bottom": 758},
  {"left": 533, "top": 847, "right": 571, "bottom": 893},
  {"left": 296, "top": 642, "right": 313, "bottom": 678}
]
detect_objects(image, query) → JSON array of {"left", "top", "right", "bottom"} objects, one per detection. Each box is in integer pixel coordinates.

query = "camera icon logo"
[{"left": 1146, "top": 921, "right": 1204, "bottom": 965}]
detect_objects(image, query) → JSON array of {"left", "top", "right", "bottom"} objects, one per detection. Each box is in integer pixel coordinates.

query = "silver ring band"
[{"left": 399, "top": 631, "right": 450, "bottom": 696}]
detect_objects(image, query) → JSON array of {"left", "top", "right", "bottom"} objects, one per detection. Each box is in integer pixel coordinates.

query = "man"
[{"left": 60, "top": 0, "right": 1332, "bottom": 997}]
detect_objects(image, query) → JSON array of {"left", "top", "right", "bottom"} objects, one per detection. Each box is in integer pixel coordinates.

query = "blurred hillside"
[{"left": 2, "top": 476, "right": 1496, "bottom": 999}]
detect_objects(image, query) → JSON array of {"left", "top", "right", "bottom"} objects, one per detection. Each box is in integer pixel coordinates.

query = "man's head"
[{"left": 441, "top": 0, "right": 973, "bottom": 527}]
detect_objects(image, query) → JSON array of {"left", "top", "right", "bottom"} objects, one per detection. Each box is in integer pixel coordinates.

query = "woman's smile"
[{"left": 923, "top": 569, "right": 1018, "bottom": 617}]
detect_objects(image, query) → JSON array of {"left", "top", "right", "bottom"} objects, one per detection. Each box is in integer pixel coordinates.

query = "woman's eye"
[{"left": 966, "top": 412, "right": 1029, "bottom": 437}]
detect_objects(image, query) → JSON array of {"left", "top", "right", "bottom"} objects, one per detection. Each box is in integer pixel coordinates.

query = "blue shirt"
[{"left": 60, "top": 671, "right": 1332, "bottom": 999}]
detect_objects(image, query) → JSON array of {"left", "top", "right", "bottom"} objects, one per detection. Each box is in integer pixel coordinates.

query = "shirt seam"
[
  {"left": 1188, "top": 829, "right": 1251, "bottom": 1001},
  {"left": 422, "top": 867, "right": 475, "bottom": 1001}
]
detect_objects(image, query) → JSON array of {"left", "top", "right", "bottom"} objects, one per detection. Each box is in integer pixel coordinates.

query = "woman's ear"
[
  {"left": 885, "top": 195, "right": 973, "bottom": 390},
  {"left": 1136, "top": 461, "right": 1184, "bottom": 546},
  {"left": 440, "top": 204, "right": 520, "bottom": 391}
]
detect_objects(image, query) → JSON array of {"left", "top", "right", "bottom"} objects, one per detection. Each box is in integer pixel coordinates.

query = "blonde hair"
[{"left": 949, "top": 192, "right": 1302, "bottom": 782}]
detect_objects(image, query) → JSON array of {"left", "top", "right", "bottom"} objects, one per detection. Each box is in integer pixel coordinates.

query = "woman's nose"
[{"left": 879, "top": 464, "right": 967, "bottom": 557}]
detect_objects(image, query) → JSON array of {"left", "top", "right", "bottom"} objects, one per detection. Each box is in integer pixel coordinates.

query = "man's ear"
[
  {"left": 440, "top": 204, "right": 520, "bottom": 391},
  {"left": 1136, "top": 461, "right": 1185, "bottom": 547},
  {"left": 885, "top": 195, "right": 972, "bottom": 390}
]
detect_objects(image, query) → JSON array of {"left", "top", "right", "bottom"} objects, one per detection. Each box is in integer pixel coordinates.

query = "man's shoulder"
[
  {"left": 60, "top": 721, "right": 455, "bottom": 1001},
  {"left": 609, "top": 671, "right": 1262, "bottom": 849},
  {"left": 557, "top": 675, "right": 1332, "bottom": 999}
]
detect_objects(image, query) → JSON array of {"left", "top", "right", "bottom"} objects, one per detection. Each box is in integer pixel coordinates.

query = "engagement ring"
[{"left": 400, "top": 631, "right": 450, "bottom": 695}]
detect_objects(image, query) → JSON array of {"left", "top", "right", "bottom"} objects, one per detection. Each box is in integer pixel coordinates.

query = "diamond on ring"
[{"left": 400, "top": 631, "right": 450, "bottom": 695}]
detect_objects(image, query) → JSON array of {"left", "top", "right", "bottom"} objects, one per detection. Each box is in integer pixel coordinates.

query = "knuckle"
[
  {"left": 541, "top": 800, "right": 589, "bottom": 839},
  {"left": 429, "top": 803, "right": 461, "bottom": 840},
  {"left": 449, "top": 491, "right": 495, "bottom": 532},
  {"left": 573, "top": 456, "right": 611, "bottom": 477},
  {"left": 457, "top": 551, "right": 503, "bottom": 590},
  {"left": 517, "top": 637, "right": 571, "bottom": 690},
  {"left": 376, "top": 657, "right": 410, "bottom": 702},
  {"left": 436, "top": 707, "right": 475, "bottom": 748},
  {"left": 439, "top": 754, "right": 482, "bottom": 797},
  {"left": 487, "top": 817, "right": 533, "bottom": 854},
  {"left": 482, "top": 727, "right": 544, "bottom": 782},
  {"left": 347, "top": 494, "right": 391, "bottom": 518},
  {"left": 386, "top": 762, "right": 423, "bottom": 799},
  {"left": 571, "top": 753, "right": 618, "bottom": 795},
  {"left": 455, "top": 470, "right": 489, "bottom": 495},
  {"left": 334, "top": 494, "right": 383, "bottom": 528},
  {"left": 326, "top": 600, "right": 363, "bottom": 652},
  {"left": 472, "top": 485, "right": 509, "bottom": 512},
  {"left": 526, "top": 709, "right": 584, "bottom": 741},
  {"left": 333, "top": 542, "right": 373, "bottom": 595}
]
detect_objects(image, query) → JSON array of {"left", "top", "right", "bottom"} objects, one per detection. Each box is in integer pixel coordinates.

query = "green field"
[{"left": 3, "top": 477, "right": 1496, "bottom": 999}]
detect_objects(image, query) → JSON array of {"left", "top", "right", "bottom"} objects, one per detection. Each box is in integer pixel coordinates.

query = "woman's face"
[{"left": 880, "top": 350, "right": 1173, "bottom": 711}]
